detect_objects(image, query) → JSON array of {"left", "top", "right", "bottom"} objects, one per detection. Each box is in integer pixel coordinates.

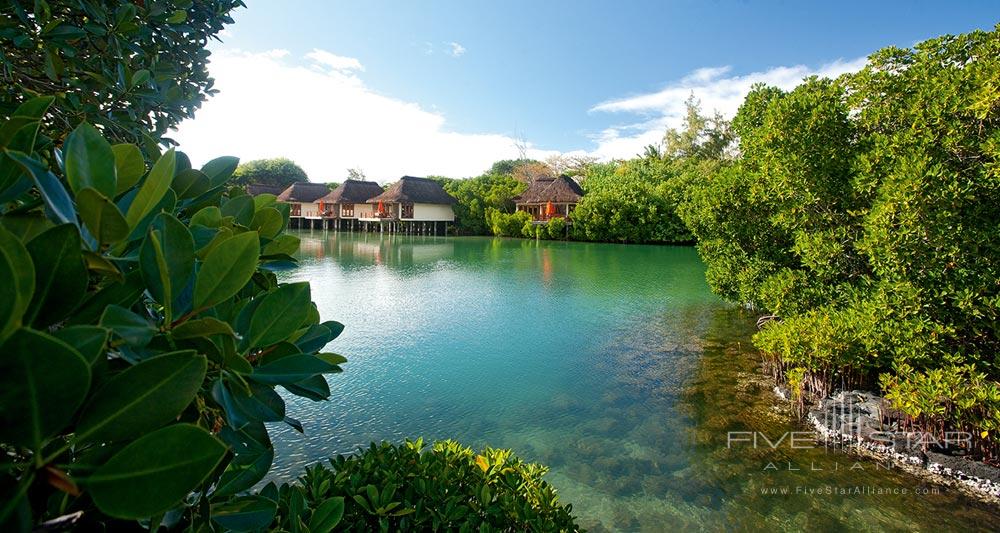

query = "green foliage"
[
  {"left": 486, "top": 208, "right": 531, "bottom": 237},
  {"left": 571, "top": 160, "right": 692, "bottom": 244},
  {"left": 681, "top": 26, "right": 1000, "bottom": 454},
  {"left": 438, "top": 170, "right": 525, "bottom": 235},
  {"left": 547, "top": 217, "right": 566, "bottom": 239},
  {"left": 267, "top": 439, "right": 580, "bottom": 532},
  {"left": 0, "top": 105, "right": 345, "bottom": 530},
  {"left": 0, "top": 0, "right": 243, "bottom": 148},
  {"left": 231, "top": 157, "right": 309, "bottom": 188}
]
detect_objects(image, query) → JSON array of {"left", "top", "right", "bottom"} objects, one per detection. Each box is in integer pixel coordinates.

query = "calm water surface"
[{"left": 272, "top": 231, "right": 999, "bottom": 531}]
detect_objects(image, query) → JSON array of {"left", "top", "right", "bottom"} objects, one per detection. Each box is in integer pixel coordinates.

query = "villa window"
[
  {"left": 291, "top": 203, "right": 301, "bottom": 216},
  {"left": 401, "top": 203, "right": 414, "bottom": 219},
  {"left": 342, "top": 203, "right": 354, "bottom": 217}
]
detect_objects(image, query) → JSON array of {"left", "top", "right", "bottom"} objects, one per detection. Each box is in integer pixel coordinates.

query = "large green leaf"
[
  {"left": 112, "top": 144, "right": 145, "bottom": 195},
  {"left": 201, "top": 156, "right": 239, "bottom": 188},
  {"left": 24, "top": 224, "right": 87, "bottom": 327},
  {"left": 75, "top": 351, "right": 206, "bottom": 444},
  {"left": 87, "top": 424, "right": 226, "bottom": 519},
  {"left": 211, "top": 496, "right": 277, "bottom": 532},
  {"left": 0, "top": 225, "right": 34, "bottom": 340},
  {"left": 191, "top": 205, "right": 222, "bottom": 228},
  {"left": 139, "top": 213, "right": 194, "bottom": 318},
  {"left": 0, "top": 96, "right": 53, "bottom": 147},
  {"left": 214, "top": 422, "right": 274, "bottom": 498},
  {"left": 5, "top": 151, "right": 77, "bottom": 226},
  {"left": 243, "top": 282, "right": 311, "bottom": 350},
  {"left": 250, "top": 207, "right": 283, "bottom": 239},
  {"left": 70, "top": 270, "right": 144, "bottom": 326},
  {"left": 193, "top": 231, "right": 260, "bottom": 310},
  {"left": 99, "top": 305, "right": 155, "bottom": 347},
  {"left": 77, "top": 188, "right": 129, "bottom": 245},
  {"left": 125, "top": 148, "right": 175, "bottom": 229},
  {"left": 309, "top": 497, "right": 345, "bottom": 533},
  {"left": 0, "top": 329, "right": 89, "bottom": 451},
  {"left": 283, "top": 375, "right": 331, "bottom": 401},
  {"left": 221, "top": 195, "right": 254, "bottom": 226},
  {"left": 51, "top": 326, "right": 108, "bottom": 366},
  {"left": 171, "top": 168, "right": 211, "bottom": 199},
  {"left": 251, "top": 355, "right": 336, "bottom": 385},
  {"left": 64, "top": 122, "right": 116, "bottom": 198}
]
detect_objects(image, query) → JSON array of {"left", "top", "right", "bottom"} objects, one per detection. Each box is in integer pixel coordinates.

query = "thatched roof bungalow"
[
  {"left": 513, "top": 175, "right": 584, "bottom": 221},
  {"left": 316, "top": 180, "right": 384, "bottom": 219},
  {"left": 246, "top": 183, "right": 286, "bottom": 196},
  {"left": 276, "top": 182, "right": 331, "bottom": 218},
  {"left": 362, "top": 176, "right": 457, "bottom": 222}
]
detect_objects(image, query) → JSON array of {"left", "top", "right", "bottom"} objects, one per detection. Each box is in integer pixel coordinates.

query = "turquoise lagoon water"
[{"left": 271, "top": 231, "right": 1000, "bottom": 531}]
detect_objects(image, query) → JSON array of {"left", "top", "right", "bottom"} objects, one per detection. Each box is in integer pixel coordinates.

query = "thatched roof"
[
  {"left": 513, "top": 175, "right": 584, "bottom": 204},
  {"left": 246, "top": 183, "right": 286, "bottom": 196},
  {"left": 319, "top": 180, "right": 384, "bottom": 204},
  {"left": 368, "top": 176, "right": 457, "bottom": 205},
  {"left": 276, "top": 182, "right": 330, "bottom": 203}
]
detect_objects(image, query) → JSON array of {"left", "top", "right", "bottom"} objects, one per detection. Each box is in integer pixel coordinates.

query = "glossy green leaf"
[
  {"left": 64, "top": 122, "right": 116, "bottom": 198},
  {"left": 191, "top": 205, "right": 223, "bottom": 228},
  {"left": 251, "top": 355, "right": 336, "bottom": 385},
  {"left": 0, "top": 213, "right": 52, "bottom": 243},
  {"left": 221, "top": 195, "right": 254, "bottom": 227},
  {"left": 0, "top": 225, "right": 34, "bottom": 340},
  {"left": 250, "top": 207, "right": 283, "bottom": 239},
  {"left": 252, "top": 193, "right": 277, "bottom": 210},
  {"left": 99, "top": 305, "right": 155, "bottom": 347},
  {"left": 201, "top": 156, "right": 239, "bottom": 188},
  {"left": 262, "top": 233, "right": 300, "bottom": 256},
  {"left": 125, "top": 148, "right": 175, "bottom": 229},
  {"left": 171, "top": 168, "right": 211, "bottom": 199},
  {"left": 211, "top": 496, "right": 277, "bottom": 532},
  {"left": 193, "top": 231, "right": 259, "bottom": 310},
  {"left": 70, "top": 270, "right": 144, "bottom": 325},
  {"left": 215, "top": 422, "right": 274, "bottom": 499},
  {"left": 0, "top": 329, "right": 89, "bottom": 451},
  {"left": 75, "top": 350, "right": 206, "bottom": 444},
  {"left": 77, "top": 188, "right": 130, "bottom": 245},
  {"left": 112, "top": 144, "right": 145, "bottom": 195},
  {"left": 243, "top": 282, "right": 311, "bottom": 350},
  {"left": 52, "top": 325, "right": 108, "bottom": 366},
  {"left": 171, "top": 317, "right": 235, "bottom": 339},
  {"left": 139, "top": 213, "right": 194, "bottom": 317},
  {"left": 24, "top": 224, "right": 87, "bottom": 326},
  {"left": 87, "top": 424, "right": 226, "bottom": 519},
  {"left": 309, "top": 497, "right": 345, "bottom": 533},
  {"left": 0, "top": 96, "right": 53, "bottom": 147},
  {"left": 282, "top": 375, "right": 331, "bottom": 401},
  {"left": 232, "top": 380, "right": 286, "bottom": 422},
  {"left": 6, "top": 151, "right": 77, "bottom": 226}
]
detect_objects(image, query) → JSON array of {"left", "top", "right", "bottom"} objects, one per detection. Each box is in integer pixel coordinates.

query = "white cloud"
[
  {"left": 446, "top": 42, "right": 466, "bottom": 58},
  {"left": 304, "top": 48, "right": 365, "bottom": 72},
  {"left": 173, "top": 49, "right": 549, "bottom": 181},
  {"left": 587, "top": 57, "right": 868, "bottom": 159}
]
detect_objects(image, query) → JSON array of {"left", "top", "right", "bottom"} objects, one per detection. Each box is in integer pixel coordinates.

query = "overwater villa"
[
  {"left": 246, "top": 183, "right": 286, "bottom": 196},
  {"left": 514, "top": 175, "right": 585, "bottom": 222},
  {"left": 274, "top": 176, "right": 456, "bottom": 234},
  {"left": 315, "top": 179, "right": 384, "bottom": 229},
  {"left": 360, "top": 176, "right": 457, "bottom": 235},
  {"left": 275, "top": 182, "right": 331, "bottom": 222}
]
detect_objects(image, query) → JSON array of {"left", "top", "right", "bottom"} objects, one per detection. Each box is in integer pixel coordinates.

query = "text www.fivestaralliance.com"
[{"left": 759, "top": 486, "right": 940, "bottom": 496}]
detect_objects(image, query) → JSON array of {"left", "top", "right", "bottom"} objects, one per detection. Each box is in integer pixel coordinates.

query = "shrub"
[
  {"left": 266, "top": 439, "right": 580, "bottom": 532},
  {"left": 522, "top": 218, "right": 538, "bottom": 238},
  {"left": 486, "top": 208, "right": 530, "bottom": 237},
  {"left": 0, "top": 101, "right": 345, "bottom": 530},
  {"left": 547, "top": 216, "right": 566, "bottom": 239},
  {"left": 232, "top": 157, "right": 309, "bottom": 188}
]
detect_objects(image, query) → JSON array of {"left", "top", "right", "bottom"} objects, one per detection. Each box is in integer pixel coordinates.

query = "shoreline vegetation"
[{"left": 1, "top": 0, "right": 998, "bottom": 529}]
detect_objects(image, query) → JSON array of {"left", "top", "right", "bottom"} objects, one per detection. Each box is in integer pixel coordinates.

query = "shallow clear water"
[{"left": 271, "top": 231, "right": 999, "bottom": 531}]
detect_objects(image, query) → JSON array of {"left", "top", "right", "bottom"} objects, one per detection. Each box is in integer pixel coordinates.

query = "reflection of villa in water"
[
  {"left": 266, "top": 176, "right": 457, "bottom": 235},
  {"left": 297, "top": 233, "right": 456, "bottom": 268}
]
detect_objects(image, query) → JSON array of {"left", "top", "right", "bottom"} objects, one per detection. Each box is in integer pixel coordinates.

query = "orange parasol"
[
  {"left": 377, "top": 200, "right": 384, "bottom": 214},
  {"left": 546, "top": 201, "right": 554, "bottom": 216}
]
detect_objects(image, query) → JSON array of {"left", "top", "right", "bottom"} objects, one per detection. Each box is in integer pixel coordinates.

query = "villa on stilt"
[
  {"left": 513, "top": 175, "right": 584, "bottom": 223},
  {"left": 360, "top": 176, "right": 457, "bottom": 235},
  {"left": 276, "top": 182, "right": 332, "bottom": 229},
  {"left": 315, "top": 179, "right": 384, "bottom": 231}
]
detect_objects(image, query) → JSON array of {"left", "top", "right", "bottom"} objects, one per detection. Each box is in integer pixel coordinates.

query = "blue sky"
[{"left": 173, "top": 1, "right": 999, "bottom": 181}]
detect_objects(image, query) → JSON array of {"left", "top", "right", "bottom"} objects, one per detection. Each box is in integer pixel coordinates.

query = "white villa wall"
[{"left": 411, "top": 203, "right": 455, "bottom": 221}]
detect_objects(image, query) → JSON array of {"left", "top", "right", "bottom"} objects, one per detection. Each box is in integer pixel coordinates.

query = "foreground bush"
[
  {"left": 265, "top": 440, "right": 580, "bottom": 532},
  {"left": 681, "top": 26, "right": 1000, "bottom": 456},
  {"left": 0, "top": 100, "right": 345, "bottom": 530}
]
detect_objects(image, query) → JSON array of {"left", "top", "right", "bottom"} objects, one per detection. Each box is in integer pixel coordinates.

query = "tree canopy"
[{"left": 232, "top": 157, "right": 309, "bottom": 188}]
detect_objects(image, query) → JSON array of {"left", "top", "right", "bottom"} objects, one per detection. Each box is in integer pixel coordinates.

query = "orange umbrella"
[
  {"left": 377, "top": 200, "right": 384, "bottom": 214},
  {"left": 546, "top": 201, "right": 554, "bottom": 216}
]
